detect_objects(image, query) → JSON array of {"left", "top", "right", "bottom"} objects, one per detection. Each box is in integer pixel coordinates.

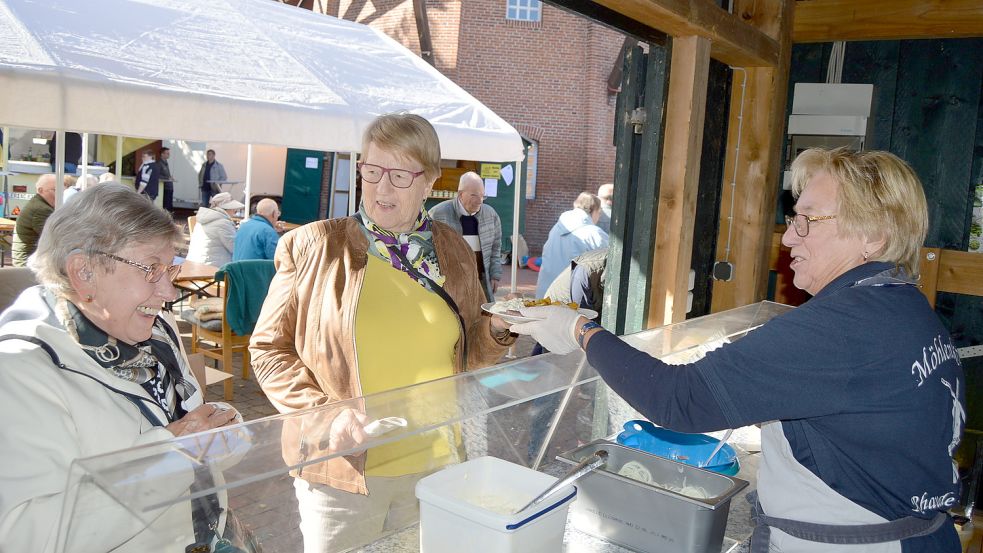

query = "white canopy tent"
[
  {"left": 0, "top": 0, "right": 526, "bottom": 290},
  {"left": 0, "top": 0, "right": 523, "bottom": 161}
]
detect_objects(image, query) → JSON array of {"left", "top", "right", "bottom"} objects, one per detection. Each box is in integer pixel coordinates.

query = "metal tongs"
[{"left": 514, "top": 450, "right": 608, "bottom": 514}]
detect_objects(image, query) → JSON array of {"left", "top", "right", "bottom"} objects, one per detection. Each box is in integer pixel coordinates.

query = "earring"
[
  {"left": 84, "top": 294, "right": 93, "bottom": 303},
  {"left": 863, "top": 251, "right": 870, "bottom": 261}
]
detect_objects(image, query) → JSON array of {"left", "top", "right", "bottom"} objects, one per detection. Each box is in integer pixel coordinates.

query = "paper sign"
[
  {"left": 305, "top": 157, "right": 319, "bottom": 169},
  {"left": 484, "top": 178, "right": 498, "bottom": 198},
  {"left": 480, "top": 164, "right": 501, "bottom": 179},
  {"left": 500, "top": 164, "right": 514, "bottom": 186}
]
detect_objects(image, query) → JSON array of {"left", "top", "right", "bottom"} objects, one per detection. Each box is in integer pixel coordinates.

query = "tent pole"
[
  {"left": 115, "top": 135, "right": 123, "bottom": 182},
  {"left": 54, "top": 130, "right": 65, "bottom": 209},
  {"left": 2, "top": 125, "right": 9, "bottom": 217},
  {"left": 348, "top": 151, "right": 357, "bottom": 216},
  {"left": 79, "top": 132, "right": 89, "bottom": 184},
  {"left": 245, "top": 144, "right": 253, "bottom": 215},
  {"left": 510, "top": 157, "right": 523, "bottom": 296}
]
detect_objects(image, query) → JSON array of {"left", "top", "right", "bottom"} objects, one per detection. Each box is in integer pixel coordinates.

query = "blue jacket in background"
[{"left": 233, "top": 214, "right": 279, "bottom": 261}]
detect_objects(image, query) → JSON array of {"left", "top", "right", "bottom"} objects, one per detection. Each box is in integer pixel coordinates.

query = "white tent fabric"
[{"left": 0, "top": 0, "right": 523, "bottom": 162}]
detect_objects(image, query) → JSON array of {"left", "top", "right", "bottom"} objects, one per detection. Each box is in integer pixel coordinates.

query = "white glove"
[{"left": 511, "top": 305, "right": 584, "bottom": 354}]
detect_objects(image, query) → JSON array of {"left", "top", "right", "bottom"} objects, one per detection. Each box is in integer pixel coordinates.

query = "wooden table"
[
  {"left": 0, "top": 217, "right": 15, "bottom": 268},
  {"left": 171, "top": 260, "right": 220, "bottom": 307}
]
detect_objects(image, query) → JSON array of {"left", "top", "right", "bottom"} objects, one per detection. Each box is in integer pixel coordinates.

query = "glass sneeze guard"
[{"left": 56, "top": 301, "right": 792, "bottom": 553}]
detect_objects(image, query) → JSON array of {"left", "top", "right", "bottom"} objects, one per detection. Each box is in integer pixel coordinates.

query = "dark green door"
[{"left": 281, "top": 148, "right": 324, "bottom": 224}]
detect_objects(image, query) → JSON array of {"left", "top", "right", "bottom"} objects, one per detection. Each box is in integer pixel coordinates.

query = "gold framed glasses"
[
  {"left": 357, "top": 162, "right": 424, "bottom": 188},
  {"left": 784, "top": 213, "right": 837, "bottom": 237},
  {"left": 96, "top": 251, "right": 182, "bottom": 283}
]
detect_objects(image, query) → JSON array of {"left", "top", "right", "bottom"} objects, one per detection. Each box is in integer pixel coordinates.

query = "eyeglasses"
[
  {"left": 784, "top": 213, "right": 837, "bottom": 237},
  {"left": 357, "top": 162, "right": 424, "bottom": 189},
  {"left": 96, "top": 251, "right": 182, "bottom": 283}
]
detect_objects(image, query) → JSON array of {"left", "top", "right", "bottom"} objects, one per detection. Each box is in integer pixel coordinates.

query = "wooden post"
[
  {"left": 710, "top": 0, "right": 794, "bottom": 312},
  {"left": 647, "top": 36, "right": 711, "bottom": 326}
]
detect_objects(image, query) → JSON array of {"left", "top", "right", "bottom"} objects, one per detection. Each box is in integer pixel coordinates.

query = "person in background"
[
  {"left": 186, "top": 192, "right": 243, "bottom": 268},
  {"left": 198, "top": 149, "right": 227, "bottom": 208},
  {"left": 428, "top": 171, "right": 503, "bottom": 302},
  {"left": 596, "top": 183, "right": 614, "bottom": 234},
  {"left": 12, "top": 174, "right": 56, "bottom": 267},
  {"left": 233, "top": 198, "right": 282, "bottom": 261},
  {"left": 99, "top": 172, "right": 117, "bottom": 183},
  {"left": 63, "top": 174, "right": 98, "bottom": 204},
  {"left": 0, "top": 184, "right": 240, "bottom": 551},
  {"left": 535, "top": 192, "right": 609, "bottom": 299},
  {"left": 250, "top": 113, "right": 513, "bottom": 553},
  {"left": 47, "top": 131, "right": 82, "bottom": 174},
  {"left": 513, "top": 148, "right": 964, "bottom": 553},
  {"left": 158, "top": 147, "right": 175, "bottom": 212},
  {"left": 135, "top": 151, "right": 161, "bottom": 201}
]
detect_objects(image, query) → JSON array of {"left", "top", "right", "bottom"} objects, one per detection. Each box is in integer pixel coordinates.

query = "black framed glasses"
[
  {"left": 784, "top": 213, "right": 837, "bottom": 237},
  {"left": 357, "top": 162, "right": 424, "bottom": 189},
  {"left": 96, "top": 251, "right": 182, "bottom": 283}
]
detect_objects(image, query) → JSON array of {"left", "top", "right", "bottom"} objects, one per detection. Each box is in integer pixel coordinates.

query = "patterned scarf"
[
  {"left": 60, "top": 299, "right": 196, "bottom": 423},
  {"left": 356, "top": 206, "right": 445, "bottom": 290}
]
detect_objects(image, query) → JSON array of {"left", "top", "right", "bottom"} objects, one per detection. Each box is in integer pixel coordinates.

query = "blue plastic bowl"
[{"left": 616, "top": 420, "right": 740, "bottom": 476}]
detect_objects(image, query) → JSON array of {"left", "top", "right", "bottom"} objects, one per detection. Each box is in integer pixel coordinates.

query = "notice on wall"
[
  {"left": 480, "top": 164, "right": 501, "bottom": 179},
  {"left": 305, "top": 157, "right": 319, "bottom": 169},
  {"left": 500, "top": 164, "right": 514, "bottom": 186},
  {"left": 484, "top": 178, "right": 498, "bottom": 198}
]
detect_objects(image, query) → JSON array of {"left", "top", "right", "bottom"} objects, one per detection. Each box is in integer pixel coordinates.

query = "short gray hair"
[
  {"left": 573, "top": 192, "right": 600, "bottom": 214},
  {"left": 29, "top": 184, "right": 182, "bottom": 297}
]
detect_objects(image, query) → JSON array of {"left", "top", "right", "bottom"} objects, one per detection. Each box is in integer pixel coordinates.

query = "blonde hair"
[
  {"left": 789, "top": 147, "right": 928, "bottom": 276},
  {"left": 573, "top": 192, "right": 601, "bottom": 214},
  {"left": 360, "top": 113, "right": 441, "bottom": 182}
]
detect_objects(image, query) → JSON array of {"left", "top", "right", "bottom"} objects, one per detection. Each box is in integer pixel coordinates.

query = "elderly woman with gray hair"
[{"left": 0, "top": 184, "right": 240, "bottom": 552}]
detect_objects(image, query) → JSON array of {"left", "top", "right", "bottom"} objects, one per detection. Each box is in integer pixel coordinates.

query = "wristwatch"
[{"left": 577, "top": 320, "right": 603, "bottom": 349}]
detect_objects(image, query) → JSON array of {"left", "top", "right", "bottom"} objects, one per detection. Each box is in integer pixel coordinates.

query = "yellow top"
[{"left": 357, "top": 255, "right": 460, "bottom": 476}]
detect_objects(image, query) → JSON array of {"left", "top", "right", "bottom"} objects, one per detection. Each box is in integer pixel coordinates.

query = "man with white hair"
[
  {"left": 12, "top": 174, "right": 56, "bottom": 266},
  {"left": 233, "top": 198, "right": 282, "bottom": 261},
  {"left": 596, "top": 183, "right": 614, "bottom": 234},
  {"left": 429, "top": 171, "right": 503, "bottom": 302}
]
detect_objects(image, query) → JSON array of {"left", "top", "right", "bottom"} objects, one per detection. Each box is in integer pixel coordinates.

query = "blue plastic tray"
[{"left": 616, "top": 420, "right": 740, "bottom": 476}]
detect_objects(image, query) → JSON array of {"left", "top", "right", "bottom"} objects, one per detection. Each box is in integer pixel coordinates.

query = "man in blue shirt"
[{"left": 233, "top": 198, "right": 281, "bottom": 261}]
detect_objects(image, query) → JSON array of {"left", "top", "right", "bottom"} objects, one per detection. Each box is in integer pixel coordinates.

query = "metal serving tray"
[{"left": 556, "top": 440, "right": 749, "bottom": 553}]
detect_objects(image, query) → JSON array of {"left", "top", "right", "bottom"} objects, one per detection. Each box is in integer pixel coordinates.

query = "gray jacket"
[{"left": 429, "top": 198, "right": 502, "bottom": 301}]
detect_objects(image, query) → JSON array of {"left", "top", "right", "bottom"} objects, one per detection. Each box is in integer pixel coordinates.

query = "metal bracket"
[
  {"left": 959, "top": 345, "right": 983, "bottom": 359},
  {"left": 629, "top": 107, "right": 647, "bottom": 134}
]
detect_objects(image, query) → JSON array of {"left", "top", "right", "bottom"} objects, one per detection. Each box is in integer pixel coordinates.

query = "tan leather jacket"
[{"left": 250, "top": 217, "right": 513, "bottom": 493}]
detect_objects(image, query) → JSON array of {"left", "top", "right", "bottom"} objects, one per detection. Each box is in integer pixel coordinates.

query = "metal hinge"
[{"left": 629, "top": 107, "right": 647, "bottom": 134}]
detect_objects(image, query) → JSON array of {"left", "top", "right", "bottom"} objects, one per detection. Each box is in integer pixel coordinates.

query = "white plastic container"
[{"left": 415, "top": 456, "right": 576, "bottom": 553}]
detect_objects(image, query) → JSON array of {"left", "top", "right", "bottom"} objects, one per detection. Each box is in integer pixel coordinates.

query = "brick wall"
[{"left": 328, "top": 0, "right": 623, "bottom": 253}]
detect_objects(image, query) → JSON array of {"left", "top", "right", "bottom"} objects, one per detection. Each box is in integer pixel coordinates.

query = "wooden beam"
[
  {"left": 794, "top": 0, "right": 983, "bottom": 43},
  {"left": 648, "top": 36, "right": 711, "bottom": 326},
  {"left": 918, "top": 248, "right": 942, "bottom": 308},
  {"left": 589, "top": 0, "right": 780, "bottom": 67},
  {"left": 710, "top": 0, "right": 794, "bottom": 312},
  {"left": 937, "top": 250, "right": 983, "bottom": 297}
]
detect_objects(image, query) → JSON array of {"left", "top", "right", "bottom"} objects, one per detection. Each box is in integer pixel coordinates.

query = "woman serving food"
[{"left": 512, "top": 148, "right": 965, "bottom": 553}]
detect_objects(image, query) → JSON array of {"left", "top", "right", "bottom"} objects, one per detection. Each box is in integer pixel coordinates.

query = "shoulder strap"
[{"left": 0, "top": 334, "right": 167, "bottom": 427}]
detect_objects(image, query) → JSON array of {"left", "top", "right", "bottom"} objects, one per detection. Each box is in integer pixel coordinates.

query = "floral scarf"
[{"left": 356, "top": 206, "right": 446, "bottom": 290}]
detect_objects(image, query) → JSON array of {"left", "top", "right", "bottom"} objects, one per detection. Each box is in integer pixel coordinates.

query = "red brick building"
[{"left": 290, "top": 0, "right": 625, "bottom": 253}]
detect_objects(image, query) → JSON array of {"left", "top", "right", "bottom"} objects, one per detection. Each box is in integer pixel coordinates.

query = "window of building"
[
  {"left": 506, "top": 0, "right": 542, "bottom": 22},
  {"left": 524, "top": 138, "right": 538, "bottom": 200}
]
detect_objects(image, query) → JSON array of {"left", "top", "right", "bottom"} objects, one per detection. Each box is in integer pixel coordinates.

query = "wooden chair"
[{"left": 186, "top": 260, "right": 276, "bottom": 400}]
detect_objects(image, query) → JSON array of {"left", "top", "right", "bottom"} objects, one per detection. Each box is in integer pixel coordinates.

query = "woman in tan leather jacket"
[{"left": 250, "top": 113, "right": 514, "bottom": 553}]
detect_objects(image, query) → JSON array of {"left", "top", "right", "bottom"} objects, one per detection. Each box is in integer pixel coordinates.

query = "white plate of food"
[{"left": 482, "top": 298, "right": 598, "bottom": 324}]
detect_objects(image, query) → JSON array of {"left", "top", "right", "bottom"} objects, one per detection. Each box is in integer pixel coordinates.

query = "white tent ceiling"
[{"left": 0, "top": 0, "right": 524, "bottom": 162}]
